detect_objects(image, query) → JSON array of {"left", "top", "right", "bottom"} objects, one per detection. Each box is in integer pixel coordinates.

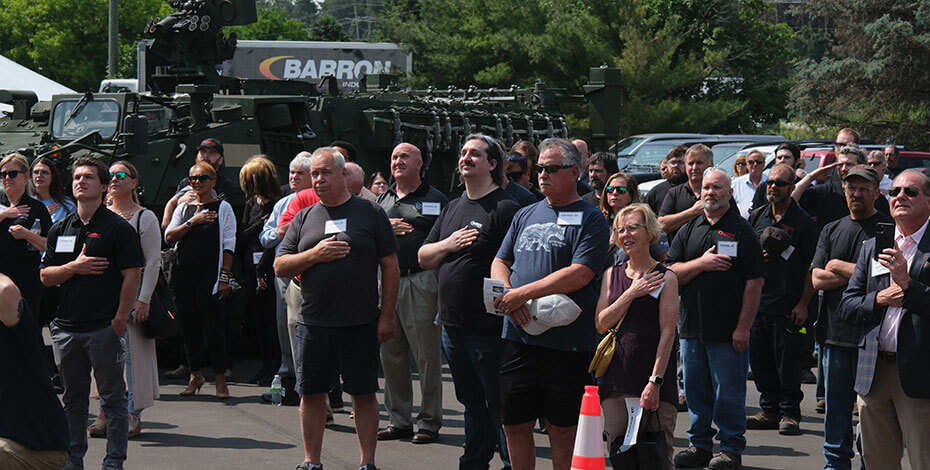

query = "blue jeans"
[
  {"left": 51, "top": 324, "right": 128, "bottom": 470},
  {"left": 680, "top": 338, "right": 748, "bottom": 455},
  {"left": 823, "top": 344, "right": 859, "bottom": 470},
  {"left": 442, "top": 326, "right": 510, "bottom": 470}
]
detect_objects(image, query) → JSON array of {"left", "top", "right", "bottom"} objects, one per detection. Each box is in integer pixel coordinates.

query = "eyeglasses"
[
  {"left": 889, "top": 185, "right": 920, "bottom": 198},
  {"left": 32, "top": 169, "right": 50, "bottom": 176},
  {"left": 0, "top": 170, "right": 24, "bottom": 179},
  {"left": 843, "top": 184, "right": 876, "bottom": 195},
  {"left": 667, "top": 160, "right": 684, "bottom": 166},
  {"left": 615, "top": 223, "right": 643, "bottom": 235},
  {"left": 735, "top": 162, "right": 747, "bottom": 166},
  {"left": 189, "top": 175, "right": 214, "bottom": 183},
  {"left": 534, "top": 163, "right": 574, "bottom": 174},
  {"left": 867, "top": 161, "right": 884, "bottom": 167},
  {"left": 604, "top": 185, "right": 628, "bottom": 195},
  {"left": 765, "top": 179, "right": 791, "bottom": 188},
  {"left": 109, "top": 171, "right": 129, "bottom": 180},
  {"left": 748, "top": 160, "right": 765, "bottom": 166}
]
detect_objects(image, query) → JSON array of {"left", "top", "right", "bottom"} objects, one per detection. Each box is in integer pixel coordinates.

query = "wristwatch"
[
  {"left": 649, "top": 375, "right": 664, "bottom": 386},
  {"left": 185, "top": 220, "right": 193, "bottom": 228}
]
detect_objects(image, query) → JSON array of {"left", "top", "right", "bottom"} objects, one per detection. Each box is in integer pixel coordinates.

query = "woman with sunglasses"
[
  {"left": 83, "top": 162, "right": 162, "bottom": 439},
  {"left": 165, "top": 162, "right": 237, "bottom": 399},
  {"left": 600, "top": 172, "right": 669, "bottom": 265},
  {"left": 732, "top": 155, "right": 749, "bottom": 177},
  {"left": 31, "top": 157, "right": 75, "bottom": 224},
  {"left": 595, "top": 203, "right": 679, "bottom": 467},
  {"left": 0, "top": 153, "right": 53, "bottom": 316}
]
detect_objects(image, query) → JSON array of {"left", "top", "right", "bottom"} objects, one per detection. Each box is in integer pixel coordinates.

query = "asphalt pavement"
[{"left": 76, "top": 360, "right": 887, "bottom": 470}]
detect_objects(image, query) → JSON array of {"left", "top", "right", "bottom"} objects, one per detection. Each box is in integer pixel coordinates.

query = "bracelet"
[{"left": 219, "top": 268, "right": 234, "bottom": 283}]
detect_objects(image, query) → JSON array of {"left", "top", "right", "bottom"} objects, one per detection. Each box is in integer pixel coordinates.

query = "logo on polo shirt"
[
  {"left": 87, "top": 232, "right": 101, "bottom": 238},
  {"left": 717, "top": 230, "right": 735, "bottom": 238}
]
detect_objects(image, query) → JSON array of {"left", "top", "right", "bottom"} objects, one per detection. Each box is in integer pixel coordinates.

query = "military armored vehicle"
[{"left": 0, "top": 0, "right": 620, "bottom": 211}]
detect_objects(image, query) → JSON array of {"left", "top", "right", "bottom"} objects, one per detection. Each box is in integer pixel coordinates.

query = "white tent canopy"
[{"left": 0, "top": 54, "right": 76, "bottom": 113}]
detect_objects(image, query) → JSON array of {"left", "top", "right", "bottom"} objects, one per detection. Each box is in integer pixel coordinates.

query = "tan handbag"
[{"left": 588, "top": 262, "right": 660, "bottom": 378}]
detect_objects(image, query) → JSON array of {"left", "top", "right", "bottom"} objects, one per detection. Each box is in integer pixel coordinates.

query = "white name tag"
[
  {"left": 252, "top": 252, "right": 263, "bottom": 265},
  {"left": 717, "top": 240, "right": 738, "bottom": 257},
  {"left": 324, "top": 218, "right": 347, "bottom": 235},
  {"left": 421, "top": 202, "right": 441, "bottom": 216},
  {"left": 649, "top": 281, "right": 665, "bottom": 299},
  {"left": 56, "top": 235, "right": 77, "bottom": 253},
  {"left": 780, "top": 244, "right": 795, "bottom": 261},
  {"left": 871, "top": 259, "right": 890, "bottom": 277},
  {"left": 557, "top": 211, "right": 583, "bottom": 226},
  {"left": 469, "top": 221, "right": 483, "bottom": 230}
]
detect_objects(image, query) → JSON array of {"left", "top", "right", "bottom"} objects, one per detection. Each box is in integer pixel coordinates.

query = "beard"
[
  {"left": 592, "top": 179, "right": 605, "bottom": 191},
  {"left": 668, "top": 171, "right": 687, "bottom": 185},
  {"left": 702, "top": 198, "right": 727, "bottom": 211},
  {"left": 766, "top": 193, "right": 785, "bottom": 204}
]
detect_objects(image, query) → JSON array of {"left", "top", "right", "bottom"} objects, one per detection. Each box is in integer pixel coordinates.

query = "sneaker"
[
  {"left": 674, "top": 446, "right": 713, "bottom": 468},
  {"left": 815, "top": 399, "right": 825, "bottom": 414},
  {"left": 677, "top": 395, "right": 689, "bottom": 412},
  {"left": 708, "top": 451, "right": 741, "bottom": 470},
  {"left": 295, "top": 462, "right": 322, "bottom": 470},
  {"left": 746, "top": 411, "right": 779, "bottom": 430},
  {"left": 359, "top": 465, "right": 379, "bottom": 470},
  {"left": 778, "top": 417, "right": 801, "bottom": 435}
]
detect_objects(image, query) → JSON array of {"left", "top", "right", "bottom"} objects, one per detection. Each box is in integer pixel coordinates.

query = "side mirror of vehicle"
[{"left": 123, "top": 115, "right": 148, "bottom": 156}]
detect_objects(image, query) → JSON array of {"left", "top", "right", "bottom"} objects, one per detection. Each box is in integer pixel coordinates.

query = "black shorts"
[
  {"left": 499, "top": 340, "right": 592, "bottom": 427},
  {"left": 294, "top": 321, "right": 380, "bottom": 396}
]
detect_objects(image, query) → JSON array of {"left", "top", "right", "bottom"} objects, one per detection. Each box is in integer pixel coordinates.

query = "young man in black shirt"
[
  {"left": 746, "top": 164, "right": 818, "bottom": 435},
  {"left": 811, "top": 165, "right": 891, "bottom": 469},
  {"left": 644, "top": 146, "right": 687, "bottom": 215},
  {"left": 659, "top": 144, "right": 713, "bottom": 242},
  {"left": 419, "top": 134, "right": 520, "bottom": 469},
  {"left": 40, "top": 157, "right": 143, "bottom": 470}
]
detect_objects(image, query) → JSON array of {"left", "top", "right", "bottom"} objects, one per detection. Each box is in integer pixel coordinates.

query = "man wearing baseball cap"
[{"left": 161, "top": 138, "right": 243, "bottom": 230}]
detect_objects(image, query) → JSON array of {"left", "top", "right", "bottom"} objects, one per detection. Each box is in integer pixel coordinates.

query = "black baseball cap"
[{"left": 197, "top": 138, "right": 224, "bottom": 157}]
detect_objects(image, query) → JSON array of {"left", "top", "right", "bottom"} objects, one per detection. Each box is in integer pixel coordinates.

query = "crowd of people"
[{"left": 1, "top": 128, "right": 929, "bottom": 470}]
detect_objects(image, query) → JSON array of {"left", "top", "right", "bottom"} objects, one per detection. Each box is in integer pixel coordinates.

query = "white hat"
[{"left": 522, "top": 294, "right": 582, "bottom": 335}]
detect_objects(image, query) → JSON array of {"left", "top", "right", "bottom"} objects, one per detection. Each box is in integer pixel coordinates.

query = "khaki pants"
[
  {"left": 0, "top": 438, "right": 67, "bottom": 470},
  {"left": 858, "top": 357, "right": 930, "bottom": 470},
  {"left": 602, "top": 393, "right": 677, "bottom": 470},
  {"left": 380, "top": 270, "right": 443, "bottom": 432}
]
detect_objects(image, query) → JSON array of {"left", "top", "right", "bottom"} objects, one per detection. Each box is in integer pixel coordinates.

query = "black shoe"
[
  {"left": 412, "top": 429, "right": 439, "bottom": 444},
  {"left": 815, "top": 399, "right": 825, "bottom": 414},
  {"left": 708, "top": 451, "right": 741, "bottom": 470},
  {"left": 377, "top": 426, "right": 414, "bottom": 440},
  {"left": 800, "top": 368, "right": 817, "bottom": 384},
  {"left": 674, "top": 446, "right": 713, "bottom": 468},
  {"left": 329, "top": 393, "right": 345, "bottom": 411}
]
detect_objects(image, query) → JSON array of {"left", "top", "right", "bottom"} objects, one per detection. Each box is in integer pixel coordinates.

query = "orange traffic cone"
[{"left": 571, "top": 385, "right": 605, "bottom": 470}]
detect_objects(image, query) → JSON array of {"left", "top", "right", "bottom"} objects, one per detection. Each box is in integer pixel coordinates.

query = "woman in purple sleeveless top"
[{"left": 595, "top": 203, "right": 679, "bottom": 467}]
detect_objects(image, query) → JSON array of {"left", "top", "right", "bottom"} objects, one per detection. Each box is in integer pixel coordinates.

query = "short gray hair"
[
  {"left": 538, "top": 138, "right": 582, "bottom": 170},
  {"left": 290, "top": 151, "right": 313, "bottom": 172},
  {"left": 312, "top": 147, "right": 346, "bottom": 170},
  {"left": 868, "top": 150, "right": 886, "bottom": 165},
  {"left": 838, "top": 144, "right": 867, "bottom": 164},
  {"left": 702, "top": 167, "right": 731, "bottom": 186}
]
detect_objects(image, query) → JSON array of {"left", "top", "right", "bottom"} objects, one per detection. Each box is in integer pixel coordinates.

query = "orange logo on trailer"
[{"left": 258, "top": 56, "right": 294, "bottom": 80}]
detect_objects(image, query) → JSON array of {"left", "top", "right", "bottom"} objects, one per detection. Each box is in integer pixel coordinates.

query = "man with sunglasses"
[
  {"left": 580, "top": 152, "right": 619, "bottom": 208},
  {"left": 840, "top": 169, "right": 930, "bottom": 469},
  {"left": 505, "top": 153, "right": 544, "bottom": 202},
  {"left": 498, "top": 154, "right": 538, "bottom": 207},
  {"left": 811, "top": 165, "right": 890, "bottom": 469},
  {"left": 745, "top": 164, "right": 817, "bottom": 436},
  {"left": 732, "top": 150, "right": 768, "bottom": 219},
  {"left": 491, "top": 137, "right": 609, "bottom": 470},
  {"left": 643, "top": 146, "right": 688, "bottom": 215}
]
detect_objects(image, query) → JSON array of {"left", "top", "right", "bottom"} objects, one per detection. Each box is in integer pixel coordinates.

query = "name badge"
[
  {"left": 421, "top": 202, "right": 441, "bottom": 216},
  {"left": 717, "top": 240, "right": 738, "bottom": 257},
  {"left": 252, "top": 252, "right": 263, "bottom": 265},
  {"left": 780, "top": 244, "right": 795, "bottom": 261},
  {"left": 469, "top": 221, "right": 483, "bottom": 230},
  {"left": 557, "top": 211, "right": 583, "bottom": 226},
  {"left": 871, "top": 259, "right": 890, "bottom": 277},
  {"left": 56, "top": 235, "right": 77, "bottom": 253},
  {"left": 324, "top": 218, "right": 347, "bottom": 235},
  {"left": 649, "top": 281, "right": 665, "bottom": 299}
]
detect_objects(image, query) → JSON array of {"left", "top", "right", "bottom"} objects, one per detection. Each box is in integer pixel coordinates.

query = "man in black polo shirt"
[
  {"left": 419, "top": 133, "right": 520, "bottom": 469},
  {"left": 40, "top": 157, "right": 143, "bottom": 470},
  {"left": 659, "top": 144, "right": 714, "bottom": 242},
  {"left": 811, "top": 165, "right": 891, "bottom": 469},
  {"left": 377, "top": 142, "right": 448, "bottom": 444},
  {"left": 667, "top": 168, "right": 765, "bottom": 470},
  {"left": 644, "top": 145, "right": 687, "bottom": 215},
  {"left": 746, "top": 164, "right": 817, "bottom": 436}
]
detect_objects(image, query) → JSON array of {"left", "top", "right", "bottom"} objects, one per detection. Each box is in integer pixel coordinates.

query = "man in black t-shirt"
[
  {"left": 659, "top": 144, "right": 714, "bottom": 242},
  {"left": 666, "top": 169, "right": 765, "bottom": 470},
  {"left": 40, "top": 157, "right": 143, "bottom": 470},
  {"left": 581, "top": 152, "right": 619, "bottom": 207},
  {"left": 0, "top": 274, "right": 68, "bottom": 470},
  {"left": 419, "top": 134, "right": 520, "bottom": 469},
  {"left": 811, "top": 165, "right": 891, "bottom": 469},
  {"left": 276, "top": 147, "right": 399, "bottom": 470},
  {"left": 746, "top": 164, "right": 817, "bottom": 435}
]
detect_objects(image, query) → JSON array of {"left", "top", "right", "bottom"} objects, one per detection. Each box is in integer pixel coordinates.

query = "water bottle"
[{"left": 271, "top": 374, "right": 283, "bottom": 406}]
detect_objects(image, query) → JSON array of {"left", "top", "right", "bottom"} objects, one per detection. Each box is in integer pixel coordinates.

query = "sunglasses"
[
  {"left": 189, "top": 175, "right": 214, "bottom": 183},
  {"left": 889, "top": 185, "right": 920, "bottom": 198},
  {"left": 0, "top": 170, "right": 24, "bottom": 179},
  {"left": 109, "top": 171, "right": 129, "bottom": 180},
  {"left": 765, "top": 179, "right": 791, "bottom": 188},
  {"left": 748, "top": 160, "right": 765, "bottom": 165},
  {"left": 605, "top": 185, "right": 629, "bottom": 194},
  {"left": 534, "top": 163, "right": 574, "bottom": 174},
  {"left": 735, "top": 162, "right": 747, "bottom": 166}
]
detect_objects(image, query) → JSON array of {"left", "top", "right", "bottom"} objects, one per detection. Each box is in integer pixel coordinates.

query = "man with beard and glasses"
[
  {"left": 666, "top": 168, "right": 765, "bottom": 470},
  {"left": 811, "top": 165, "right": 890, "bottom": 470},
  {"left": 644, "top": 146, "right": 688, "bottom": 215},
  {"left": 746, "top": 164, "right": 817, "bottom": 436},
  {"left": 581, "top": 152, "right": 619, "bottom": 207}
]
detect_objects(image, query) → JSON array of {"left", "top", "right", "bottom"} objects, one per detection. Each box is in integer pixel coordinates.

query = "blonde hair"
[
  {"left": 0, "top": 153, "right": 32, "bottom": 196},
  {"left": 614, "top": 203, "right": 661, "bottom": 244},
  {"left": 110, "top": 160, "right": 140, "bottom": 204}
]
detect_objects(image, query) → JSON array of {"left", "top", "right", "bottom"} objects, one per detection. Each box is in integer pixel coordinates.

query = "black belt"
[
  {"left": 878, "top": 351, "right": 896, "bottom": 363},
  {"left": 399, "top": 267, "right": 423, "bottom": 277}
]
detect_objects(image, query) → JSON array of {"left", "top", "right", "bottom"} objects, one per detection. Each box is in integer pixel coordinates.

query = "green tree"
[
  {"left": 310, "top": 15, "right": 352, "bottom": 42},
  {"left": 226, "top": 5, "right": 313, "bottom": 41},
  {"left": 789, "top": 0, "right": 930, "bottom": 148},
  {"left": 320, "top": 0, "right": 385, "bottom": 40}
]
